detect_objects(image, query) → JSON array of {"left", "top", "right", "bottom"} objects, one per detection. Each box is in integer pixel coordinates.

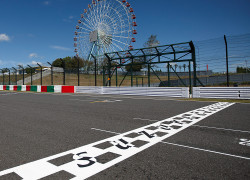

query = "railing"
[{"left": 193, "top": 87, "right": 250, "bottom": 99}]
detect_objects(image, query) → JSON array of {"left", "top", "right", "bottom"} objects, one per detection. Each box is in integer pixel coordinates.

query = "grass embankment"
[{"left": 24, "top": 73, "right": 171, "bottom": 86}]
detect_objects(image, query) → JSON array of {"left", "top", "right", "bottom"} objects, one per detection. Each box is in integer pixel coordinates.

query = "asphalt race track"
[{"left": 0, "top": 91, "right": 249, "bottom": 179}]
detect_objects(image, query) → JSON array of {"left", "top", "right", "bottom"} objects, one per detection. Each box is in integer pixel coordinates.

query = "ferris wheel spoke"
[
  {"left": 112, "top": 38, "right": 130, "bottom": 47},
  {"left": 78, "top": 31, "right": 90, "bottom": 35},
  {"left": 83, "top": 16, "right": 95, "bottom": 29},
  {"left": 79, "top": 26, "right": 92, "bottom": 33},
  {"left": 113, "top": 29, "right": 133, "bottom": 35},
  {"left": 112, "top": 35, "right": 131, "bottom": 39},
  {"left": 111, "top": 41, "right": 125, "bottom": 51},
  {"left": 75, "top": 0, "right": 137, "bottom": 60}
]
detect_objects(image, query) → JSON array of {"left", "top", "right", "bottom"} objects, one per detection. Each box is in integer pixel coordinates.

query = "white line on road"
[
  {"left": 192, "top": 125, "right": 250, "bottom": 133},
  {"left": 91, "top": 128, "right": 121, "bottom": 135},
  {"left": 91, "top": 128, "right": 250, "bottom": 160},
  {"left": 161, "top": 141, "right": 250, "bottom": 160},
  {"left": 133, "top": 118, "right": 159, "bottom": 122},
  {"left": 134, "top": 118, "right": 250, "bottom": 133}
]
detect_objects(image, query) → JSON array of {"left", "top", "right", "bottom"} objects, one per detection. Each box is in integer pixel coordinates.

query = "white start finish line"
[{"left": 0, "top": 102, "right": 234, "bottom": 179}]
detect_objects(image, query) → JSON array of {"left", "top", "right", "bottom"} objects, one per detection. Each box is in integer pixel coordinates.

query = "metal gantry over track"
[{"left": 91, "top": 41, "right": 203, "bottom": 89}]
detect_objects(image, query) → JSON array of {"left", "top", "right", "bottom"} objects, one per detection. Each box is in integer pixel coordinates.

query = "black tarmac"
[{"left": 0, "top": 91, "right": 249, "bottom": 179}]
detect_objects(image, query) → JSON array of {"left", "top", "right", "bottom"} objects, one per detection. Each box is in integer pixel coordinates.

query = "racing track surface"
[{"left": 0, "top": 91, "right": 249, "bottom": 179}]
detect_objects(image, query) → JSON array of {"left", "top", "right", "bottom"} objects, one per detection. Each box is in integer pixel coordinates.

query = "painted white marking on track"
[
  {"left": 0, "top": 92, "right": 18, "bottom": 96},
  {"left": 161, "top": 141, "right": 250, "bottom": 160},
  {"left": 239, "top": 139, "right": 250, "bottom": 146},
  {"left": 133, "top": 118, "right": 159, "bottom": 122},
  {"left": 92, "top": 128, "right": 250, "bottom": 160},
  {"left": 91, "top": 128, "right": 121, "bottom": 135},
  {"left": 0, "top": 102, "right": 234, "bottom": 179},
  {"left": 192, "top": 125, "right": 250, "bottom": 133}
]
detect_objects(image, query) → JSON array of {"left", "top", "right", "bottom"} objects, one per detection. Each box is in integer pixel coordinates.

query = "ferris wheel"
[{"left": 74, "top": 0, "right": 137, "bottom": 63}]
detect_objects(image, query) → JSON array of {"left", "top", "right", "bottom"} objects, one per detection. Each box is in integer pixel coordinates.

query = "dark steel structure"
[{"left": 94, "top": 41, "right": 203, "bottom": 91}]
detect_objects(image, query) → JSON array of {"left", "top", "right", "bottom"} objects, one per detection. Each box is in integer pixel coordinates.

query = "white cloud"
[
  {"left": 50, "top": 45, "right": 71, "bottom": 51},
  {"left": 28, "top": 53, "right": 44, "bottom": 60},
  {"left": 63, "top": 16, "right": 75, "bottom": 22},
  {"left": 43, "top": 1, "right": 50, "bottom": 5},
  {"left": 29, "top": 53, "right": 38, "bottom": 58},
  {"left": 28, "top": 33, "right": 35, "bottom": 38},
  {"left": 0, "top": 59, "right": 3, "bottom": 65},
  {"left": 31, "top": 61, "right": 42, "bottom": 65},
  {"left": 0, "top": 34, "right": 10, "bottom": 42}
]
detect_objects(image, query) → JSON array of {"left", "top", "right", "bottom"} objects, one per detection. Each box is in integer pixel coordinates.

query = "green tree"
[
  {"left": 183, "top": 64, "right": 186, "bottom": 72},
  {"left": 52, "top": 58, "right": 63, "bottom": 67},
  {"left": 174, "top": 64, "right": 178, "bottom": 71},
  {"left": 25, "top": 67, "right": 35, "bottom": 74},
  {"left": 143, "top": 35, "right": 160, "bottom": 68},
  {"left": 237, "top": 66, "right": 250, "bottom": 73},
  {"left": 52, "top": 56, "right": 84, "bottom": 69},
  {"left": 1, "top": 69, "right": 8, "bottom": 73},
  {"left": 82, "top": 60, "right": 94, "bottom": 73},
  {"left": 125, "top": 61, "right": 142, "bottom": 72},
  {"left": 144, "top": 35, "right": 160, "bottom": 48}
]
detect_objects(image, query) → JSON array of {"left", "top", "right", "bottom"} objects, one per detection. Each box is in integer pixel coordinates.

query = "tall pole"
[
  {"left": 7, "top": 68, "right": 10, "bottom": 85},
  {"left": 189, "top": 41, "right": 197, "bottom": 87},
  {"left": 95, "top": 57, "right": 97, "bottom": 86},
  {"left": 12, "top": 67, "right": 17, "bottom": 85},
  {"left": 189, "top": 61, "right": 192, "bottom": 95},
  {"left": 60, "top": 59, "right": 65, "bottom": 85},
  {"left": 116, "top": 66, "right": 118, "bottom": 87},
  {"left": 37, "top": 63, "right": 42, "bottom": 85},
  {"left": 105, "top": 54, "right": 111, "bottom": 87},
  {"left": 77, "top": 57, "right": 80, "bottom": 86},
  {"left": 130, "top": 64, "right": 133, "bottom": 87},
  {"left": 148, "top": 64, "right": 151, "bottom": 87},
  {"left": 47, "top": 62, "right": 53, "bottom": 85},
  {"left": 91, "top": 54, "right": 97, "bottom": 86},
  {"left": 224, "top": 35, "right": 229, "bottom": 87},
  {"left": 167, "top": 63, "right": 170, "bottom": 87},
  {"left": 27, "top": 65, "right": 33, "bottom": 85},
  {"left": 18, "top": 65, "right": 24, "bottom": 85},
  {"left": 0, "top": 69, "right": 4, "bottom": 85}
]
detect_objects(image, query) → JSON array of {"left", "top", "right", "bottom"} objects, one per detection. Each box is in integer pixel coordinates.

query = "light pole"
[
  {"left": 18, "top": 65, "right": 25, "bottom": 85},
  {"left": 12, "top": 67, "right": 17, "bottom": 85},
  {"left": 6, "top": 68, "right": 10, "bottom": 85},
  {"left": 0, "top": 69, "right": 4, "bottom": 85},
  {"left": 37, "top": 63, "right": 42, "bottom": 85},
  {"left": 27, "top": 65, "right": 33, "bottom": 85},
  {"left": 47, "top": 62, "right": 53, "bottom": 85},
  {"left": 60, "top": 58, "right": 65, "bottom": 85}
]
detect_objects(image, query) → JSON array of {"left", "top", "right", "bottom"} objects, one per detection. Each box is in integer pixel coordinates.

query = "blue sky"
[{"left": 0, "top": 0, "right": 250, "bottom": 69}]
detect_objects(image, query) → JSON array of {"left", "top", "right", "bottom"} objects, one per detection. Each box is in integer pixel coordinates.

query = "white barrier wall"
[
  {"left": 9, "top": 85, "right": 14, "bottom": 91},
  {"left": 193, "top": 87, "right": 250, "bottom": 99},
  {"left": 76, "top": 86, "right": 189, "bottom": 98},
  {"left": 0, "top": 85, "right": 3, "bottom": 90},
  {"left": 54, "top": 85, "right": 62, "bottom": 93},
  {"left": 21, "top": 85, "right": 26, "bottom": 91}
]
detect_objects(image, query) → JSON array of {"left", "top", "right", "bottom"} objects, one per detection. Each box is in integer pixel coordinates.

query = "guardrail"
[
  {"left": 193, "top": 87, "right": 250, "bottom": 99},
  {"left": 76, "top": 86, "right": 189, "bottom": 98},
  {"left": 1, "top": 85, "right": 250, "bottom": 99}
]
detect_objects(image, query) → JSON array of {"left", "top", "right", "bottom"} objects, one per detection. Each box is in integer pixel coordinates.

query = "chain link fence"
[{"left": 1, "top": 34, "right": 249, "bottom": 87}]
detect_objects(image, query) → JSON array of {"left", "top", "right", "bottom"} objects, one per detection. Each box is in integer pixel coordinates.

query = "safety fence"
[
  {"left": 2, "top": 85, "right": 250, "bottom": 99},
  {"left": 193, "top": 87, "right": 250, "bottom": 99},
  {"left": 75, "top": 86, "right": 189, "bottom": 97}
]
